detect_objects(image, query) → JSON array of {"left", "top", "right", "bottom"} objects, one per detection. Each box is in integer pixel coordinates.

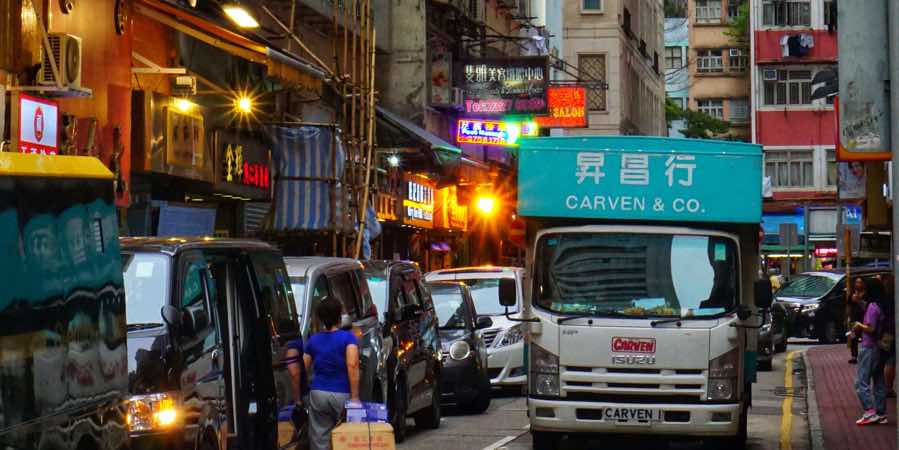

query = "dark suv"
[
  {"left": 775, "top": 268, "right": 890, "bottom": 343},
  {"left": 362, "top": 261, "right": 442, "bottom": 442},
  {"left": 121, "top": 238, "right": 301, "bottom": 450}
]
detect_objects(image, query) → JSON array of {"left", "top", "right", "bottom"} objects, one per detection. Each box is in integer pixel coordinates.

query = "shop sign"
[
  {"left": 460, "top": 56, "right": 549, "bottom": 115},
  {"left": 535, "top": 86, "right": 588, "bottom": 128},
  {"left": 814, "top": 247, "right": 838, "bottom": 257},
  {"left": 213, "top": 129, "right": 271, "bottom": 197},
  {"left": 376, "top": 192, "right": 399, "bottom": 222},
  {"left": 403, "top": 174, "right": 435, "bottom": 229},
  {"left": 457, "top": 119, "right": 538, "bottom": 147},
  {"left": 429, "top": 43, "right": 452, "bottom": 105},
  {"left": 166, "top": 107, "right": 206, "bottom": 168},
  {"left": 17, "top": 94, "right": 59, "bottom": 155},
  {"left": 434, "top": 186, "right": 468, "bottom": 231}
]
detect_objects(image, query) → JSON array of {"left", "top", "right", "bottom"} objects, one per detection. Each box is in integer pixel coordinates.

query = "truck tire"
[{"left": 532, "top": 431, "right": 562, "bottom": 450}]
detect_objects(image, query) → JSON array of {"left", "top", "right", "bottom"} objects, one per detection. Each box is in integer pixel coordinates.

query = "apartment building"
[
  {"left": 558, "top": 0, "right": 666, "bottom": 136},
  {"left": 665, "top": 17, "right": 689, "bottom": 137},
  {"left": 687, "top": 0, "right": 750, "bottom": 140}
]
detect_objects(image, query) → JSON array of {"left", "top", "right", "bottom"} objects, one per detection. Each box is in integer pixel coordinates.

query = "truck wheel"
[
  {"left": 414, "top": 383, "right": 441, "bottom": 429},
  {"left": 532, "top": 431, "right": 562, "bottom": 450}
]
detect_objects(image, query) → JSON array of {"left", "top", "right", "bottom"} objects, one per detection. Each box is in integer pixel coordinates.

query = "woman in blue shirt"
[{"left": 303, "top": 297, "right": 360, "bottom": 450}]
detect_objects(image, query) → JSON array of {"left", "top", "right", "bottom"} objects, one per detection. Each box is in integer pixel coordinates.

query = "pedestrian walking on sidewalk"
[
  {"left": 303, "top": 297, "right": 361, "bottom": 450},
  {"left": 853, "top": 281, "right": 888, "bottom": 425},
  {"left": 848, "top": 277, "right": 868, "bottom": 364}
]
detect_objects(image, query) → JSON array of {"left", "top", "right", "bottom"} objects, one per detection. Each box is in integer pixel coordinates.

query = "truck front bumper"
[{"left": 528, "top": 398, "right": 741, "bottom": 436}]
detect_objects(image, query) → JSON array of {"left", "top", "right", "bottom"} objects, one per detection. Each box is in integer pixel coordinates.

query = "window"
[
  {"left": 665, "top": 47, "right": 683, "bottom": 70},
  {"left": 727, "top": 0, "right": 744, "bottom": 21},
  {"left": 826, "top": 148, "right": 837, "bottom": 187},
  {"left": 697, "top": 49, "right": 723, "bottom": 73},
  {"left": 729, "top": 98, "right": 749, "bottom": 122},
  {"left": 669, "top": 97, "right": 686, "bottom": 110},
  {"left": 251, "top": 252, "right": 299, "bottom": 338},
  {"left": 329, "top": 272, "right": 361, "bottom": 318},
  {"left": 179, "top": 254, "right": 218, "bottom": 355},
  {"left": 824, "top": 0, "right": 835, "bottom": 28},
  {"left": 765, "top": 149, "right": 814, "bottom": 188},
  {"left": 354, "top": 269, "right": 376, "bottom": 318},
  {"left": 728, "top": 49, "right": 748, "bottom": 72},
  {"left": 763, "top": 69, "right": 812, "bottom": 105},
  {"left": 695, "top": 0, "right": 722, "bottom": 23},
  {"left": 623, "top": 7, "right": 632, "bottom": 34},
  {"left": 578, "top": 54, "right": 607, "bottom": 111},
  {"left": 762, "top": 0, "right": 811, "bottom": 27},
  {"left": 582, "top": 0, "right": 602, "bottom": 12},
  {"left": 697, "top": 99, "right": 725, "bottom": 119}
]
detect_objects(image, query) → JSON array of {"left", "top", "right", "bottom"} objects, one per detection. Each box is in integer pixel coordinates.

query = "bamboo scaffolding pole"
[
  {"left": 261, "top": 5, "right": 336, "bottom": 79},
  {"left": 354, "top": 27, "right": 376, "bottom": 259}
]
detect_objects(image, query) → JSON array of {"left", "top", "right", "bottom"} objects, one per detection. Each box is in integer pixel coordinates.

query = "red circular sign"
[
  {"left": 34, "top": 106, "right": 44, "bottom": 142},
  {"left": 509, "top": 218, "right": 526, "bottom": 248}
]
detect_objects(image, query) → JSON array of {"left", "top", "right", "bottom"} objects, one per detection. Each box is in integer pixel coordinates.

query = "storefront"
[
  {"left": 210, "top": 129, "right": 272, "bottom": 237},
  {"left": 430, "top": 185, "right": 470, "bottom": 270},
  {"left": 377, "top": 173, "right": 435, "bottom": 267}
]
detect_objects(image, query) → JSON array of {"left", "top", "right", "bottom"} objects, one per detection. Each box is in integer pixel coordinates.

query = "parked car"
[
  {"left": 425, "top": 267, "right": 526, "bottom": 387},
  {"left": 775, "top": 268, "right": 890, "bottom": 343},
  {"left": 426, "top": 281, "right": 492, "bottom": 413},
  {"left": 757, "top": 304, "right": 788, "bottom": 371},
  {"left": 121, "top": 237, "right": 301, "bottom": 450},
  {"left": 362, "top": 261, "right": 442, "bottom": 442},
  {"left": 283, "top": 257, "right": 386, "bottom": 404}
]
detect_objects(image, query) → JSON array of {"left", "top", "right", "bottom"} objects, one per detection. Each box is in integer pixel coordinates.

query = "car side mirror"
[
  {"left": 476, "top": 316, "right": 493, "bottom": 330},
  {"left": 401, "top": 304, "right": 422, "bottom": 321},
  {"left": 499, "top": 278, "right": 517, "bottom": 307},
  {"left": 161, "top": 305, "right": 181, "bottom": 334},
  {"left": 754, "top": 279, "right": 774, "bottom": 309}
]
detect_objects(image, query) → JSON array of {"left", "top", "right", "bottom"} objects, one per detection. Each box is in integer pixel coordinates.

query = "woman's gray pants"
[{"left": 308, "top": 390, "right": 349, "bottom": 450}]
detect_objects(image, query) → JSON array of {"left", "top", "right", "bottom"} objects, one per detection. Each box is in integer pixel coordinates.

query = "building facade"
[
  {"left": 555, "top": 0, "right": 666, "bottom": 136},
  {"left": 664, "top": 17, "right": 689, "bottom": 137},
  {"left": 687, "top": 0, "right": 750, "bottom": 140}
]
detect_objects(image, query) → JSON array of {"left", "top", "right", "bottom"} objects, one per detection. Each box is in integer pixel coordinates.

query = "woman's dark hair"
[
  {"left": 316, "top": 297, "right": 343, "bottom": 329},
  {"left": 867, "top": 279, "right": 885, "bottom": 306}
]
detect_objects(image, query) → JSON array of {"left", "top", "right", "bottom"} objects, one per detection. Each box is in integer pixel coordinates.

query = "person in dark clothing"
[
  {"left": 879, "top": 274, "right": 896, "bottom": 397},
  {"left": 849, "top": 277, "right": 868, "bottom": 364}
]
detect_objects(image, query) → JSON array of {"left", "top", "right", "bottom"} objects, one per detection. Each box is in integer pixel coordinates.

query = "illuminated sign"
[
  {"left": 535, "top": 86, "right": 588, "bottom": 128},
  {"left": 213, "top": 129, "right": 272, "bottom": 198},
  {"left": 814, "top": 247, "right": 838, "bottom": 257},
  {"left": 403, "top": 174, "right": 435, "bottom": 228},
  {"left": 456, "top": 119, "right": 538, "bottom": 147},
  {"left": 461, "top": 56, "right": 549, "bottom": 115},
  {"left": 17, "top": 94, "right": 59, "bottom": 155},
  {"left": 434, "top": 186, "right": 468, "bottom": 231},
  {"left": 223, "top": 144, "right": 270, "bottom": 190}
]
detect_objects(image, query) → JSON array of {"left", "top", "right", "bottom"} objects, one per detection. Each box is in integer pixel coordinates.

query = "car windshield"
[
  {"left": 122, "top": 253, "right": 171, "bottom": 327},
  {"left": 365, "top": 274, "right": 389, "bottom": 317},
  {"left": 456, "top": 278, "right": 515, "bottom": 315},
  {"left": 534, "top": 233, "right": 739, "bottom": 318},
  {"left": 430, "top": 287, "right": 470, "bottom": 329},
  {"left": 776, "top": 275, "right": 837, "bottom": 298}
]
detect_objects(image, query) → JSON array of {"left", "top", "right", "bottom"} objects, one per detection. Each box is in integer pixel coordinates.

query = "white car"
[{"left": 425, "top": 267, "right": 525, "bottom": 387}]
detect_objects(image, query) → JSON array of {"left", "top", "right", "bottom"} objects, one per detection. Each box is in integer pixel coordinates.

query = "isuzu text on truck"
[{"left": 496, "top": 136, "right": 773, "bottom": 449}]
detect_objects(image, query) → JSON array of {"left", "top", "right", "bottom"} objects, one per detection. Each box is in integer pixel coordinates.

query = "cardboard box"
[{"left": 331, "top": 422, "right": 395, "bottom": 450}]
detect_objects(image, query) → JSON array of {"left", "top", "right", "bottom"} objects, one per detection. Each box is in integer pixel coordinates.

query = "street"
[{"left": 399, "top": 342, "right": 814, "bottom": 450}]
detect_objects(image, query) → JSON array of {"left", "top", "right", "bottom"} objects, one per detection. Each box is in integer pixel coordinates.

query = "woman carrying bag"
[{"left": 304, "top": 297, "right": 361, "bottom": 450}]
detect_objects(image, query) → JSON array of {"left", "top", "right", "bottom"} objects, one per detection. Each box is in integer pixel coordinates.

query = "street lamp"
[
  {"left": 387, "top": 155, "right": 400, "bottom": 167},
  {"left": 476, "top": 196, "right": 496, "bottom": 215}
]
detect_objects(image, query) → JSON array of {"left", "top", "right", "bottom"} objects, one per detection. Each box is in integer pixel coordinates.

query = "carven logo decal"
[{"left": 611, "top": 337, "right": 656, "bottom": 353}]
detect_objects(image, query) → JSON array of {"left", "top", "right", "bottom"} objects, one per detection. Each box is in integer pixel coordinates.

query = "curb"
[{"left": 803, "top": 351, "right": 826, "bottom": 450}]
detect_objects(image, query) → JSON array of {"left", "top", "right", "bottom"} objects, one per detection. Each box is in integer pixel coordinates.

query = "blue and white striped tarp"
[{"left": 269, "top": 126, "right": 346, "bottom": 231}]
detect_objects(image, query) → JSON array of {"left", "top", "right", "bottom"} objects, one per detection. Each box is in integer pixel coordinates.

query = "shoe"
[
  {"left": 877, "top": 416, "right": 889, "bottom": 425},
  {"left": 856, "top": 411, "right": 877, "bottom": 425},
  {"left": 849, "top": 358, "right": 858, "bottom": 364}
]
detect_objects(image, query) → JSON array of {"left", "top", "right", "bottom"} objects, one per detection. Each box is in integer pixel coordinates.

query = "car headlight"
[
  {"left": 127, "top": 392, "right": 180, "bottom": 432},
  {"left": 708, "top": 348, "right": 739, "bottom": 401},
  {"left": 450, "top": 341, "right": 472, "bottom": 360},
  {"left": 495, "top": 325, "right": 523, "bottom": 348},
  {"left": 530, "top": 343, "right": 559, "bottom": 397},
  {"left": 801, "top": 303, "right": 820, "bottom": 313},
  {"left": 761, "top": 322, "right": 772, "bottom": 333}
]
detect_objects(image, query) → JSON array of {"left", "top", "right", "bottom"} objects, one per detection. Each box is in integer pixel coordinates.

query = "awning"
[{"left": 376, "top": 106, "right": 461, "bottom": 155}]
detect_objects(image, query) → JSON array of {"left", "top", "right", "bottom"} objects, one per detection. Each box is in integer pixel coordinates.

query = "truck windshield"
[
  {"left": 534, "top": 233, "right": 739, "bottom": 318},
  {"left": 122, "top": 253, "right": 171, "bottom": 328}
]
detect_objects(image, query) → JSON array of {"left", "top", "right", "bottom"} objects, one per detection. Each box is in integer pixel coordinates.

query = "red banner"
[{"left": 535, "top": 86, "right": 588, "bottom": 129}]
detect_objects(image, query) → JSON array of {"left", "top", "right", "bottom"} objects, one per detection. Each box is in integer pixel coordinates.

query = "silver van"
[{"left": 284, "top": 257, "right": 387, "bottom": 403}]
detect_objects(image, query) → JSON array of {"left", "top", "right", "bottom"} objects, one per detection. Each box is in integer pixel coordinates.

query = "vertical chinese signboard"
[
  {"left": 434, "top": 186, "right": 468, "bottom": 232},
  {"left": 429, "top": 42, "right": 452, "bottom": 105},
  {"left": 460, "top": 57, "right": 549, "bottom": 116},
  {"left": 213, "top": 129, "right": 272, "bottom": 199},
  {"left": 14, "top": 93, "right": 59, "bottom": 155},
  {"left": 535, "top": 86, "right": 588, "bottom": 128},
  {"left": 403, "top": 173, "right": 435, "bottom": 229}
]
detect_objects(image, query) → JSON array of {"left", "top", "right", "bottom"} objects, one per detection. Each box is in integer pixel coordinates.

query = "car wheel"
[
  {"left": 389, "top": 381, "right": 408, "bottom": 443},
  {"left": 465, "top": 376, "right": 492, "bottom": 414},
  {"left": 819, "top": 320, "right": 838, "bottom": 344},
  {"left": 532, "top": 431, "right": 562, "bottom": 450},
  {"left": 414, "top": 382, "right": 441, "bottom": 429}
]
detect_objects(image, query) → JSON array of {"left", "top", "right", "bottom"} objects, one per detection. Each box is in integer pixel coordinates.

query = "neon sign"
[
  {"left": 17, "top": 94, "right": 59, "bottom": 155},
  {"left": 224, "top": 143, "right": 270, "bottom": 190},
  {"left": 535, "top": 86, "right": 588, "bottom": 128},
  {"left": 456, "top": 119, "right": 538, "bottom": 147}
]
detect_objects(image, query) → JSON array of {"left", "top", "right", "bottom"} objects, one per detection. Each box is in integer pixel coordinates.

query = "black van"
[
  {"left": 121, "top": 238, "right": 301, "bottom": 450},
  {"left": 362, "top": 261, "right": 442, "bottom": 442}
]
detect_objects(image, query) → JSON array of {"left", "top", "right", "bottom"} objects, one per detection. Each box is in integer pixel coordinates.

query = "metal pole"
[{"left": 887, "top": 0, "right": 899, "bottom": 433}]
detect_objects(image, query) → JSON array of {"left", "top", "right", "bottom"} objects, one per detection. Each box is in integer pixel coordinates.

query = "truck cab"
[{"left": 506, "top": 136, "right": 772, "bottom": 449}]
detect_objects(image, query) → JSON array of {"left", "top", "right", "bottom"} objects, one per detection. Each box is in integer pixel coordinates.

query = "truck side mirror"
[
  {"left": 754, "top": 279, "right": 774, "bottom": 309},
  {"left": 499, "top": 278, "right": 517, "bottom": 307}
]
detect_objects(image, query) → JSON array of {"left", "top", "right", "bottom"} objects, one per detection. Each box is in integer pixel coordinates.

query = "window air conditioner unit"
[
  {"left": 763, "top": 69, "right": 778, "bottom": 81},
  {"left": 38, "top": 33, "right": 82, "bottom": 88},
  {"left": 729, "top": 49, "right": 742, "bottom": 57}
]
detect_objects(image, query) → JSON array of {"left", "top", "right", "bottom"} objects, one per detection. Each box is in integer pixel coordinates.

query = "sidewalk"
[{"left": 807, "top": 345, "right": 897, "bottom": 450}]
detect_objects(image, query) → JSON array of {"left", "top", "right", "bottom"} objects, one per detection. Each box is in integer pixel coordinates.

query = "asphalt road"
[{"left": 397, "top": 341, "right": 815, "bottom": 450}]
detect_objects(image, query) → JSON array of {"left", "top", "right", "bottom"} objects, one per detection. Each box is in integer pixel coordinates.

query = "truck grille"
[
  {"left": 481, "top": 329, "right": 500, "bottom": 347},
  {"left": 560, "top": 366, "right": 706, "bottom": 401}
]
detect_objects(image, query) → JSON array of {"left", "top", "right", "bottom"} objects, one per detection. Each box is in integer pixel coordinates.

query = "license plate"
[{"left": 603, "top": 407, "right": 661, "bottom": 424}]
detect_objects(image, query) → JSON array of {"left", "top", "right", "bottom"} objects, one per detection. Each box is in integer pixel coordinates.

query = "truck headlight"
[
  {"left": 127, "top": 392, "right": 180, "bottom": 432},
  {"left": 707, "top": 348, "right": 739, "bottom": 401},
  {"left": 450, "top": 341, "right": 472, "bottom": 360},
  {"left": 530, "top": 344, "right": 559, "bottom": 397},
  {"left": 495, "top": 325, "right": 523, "bottom": 348}
]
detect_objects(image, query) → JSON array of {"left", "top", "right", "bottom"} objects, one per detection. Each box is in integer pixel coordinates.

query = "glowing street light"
[
  {"left": 387, "top": 155, "right": 400, "bottom": 167},
  {"left": 235, "top": 96, "right": 253, "bottom": 114},
  {"left": 223, "top": 3, "right": 260, "bottom": 28},
  {"left": 174, "top": 98, "right": 195, "bottom": 113},
  {"left": 476, "top": 196, "right": 496, "bottom": 215}
]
